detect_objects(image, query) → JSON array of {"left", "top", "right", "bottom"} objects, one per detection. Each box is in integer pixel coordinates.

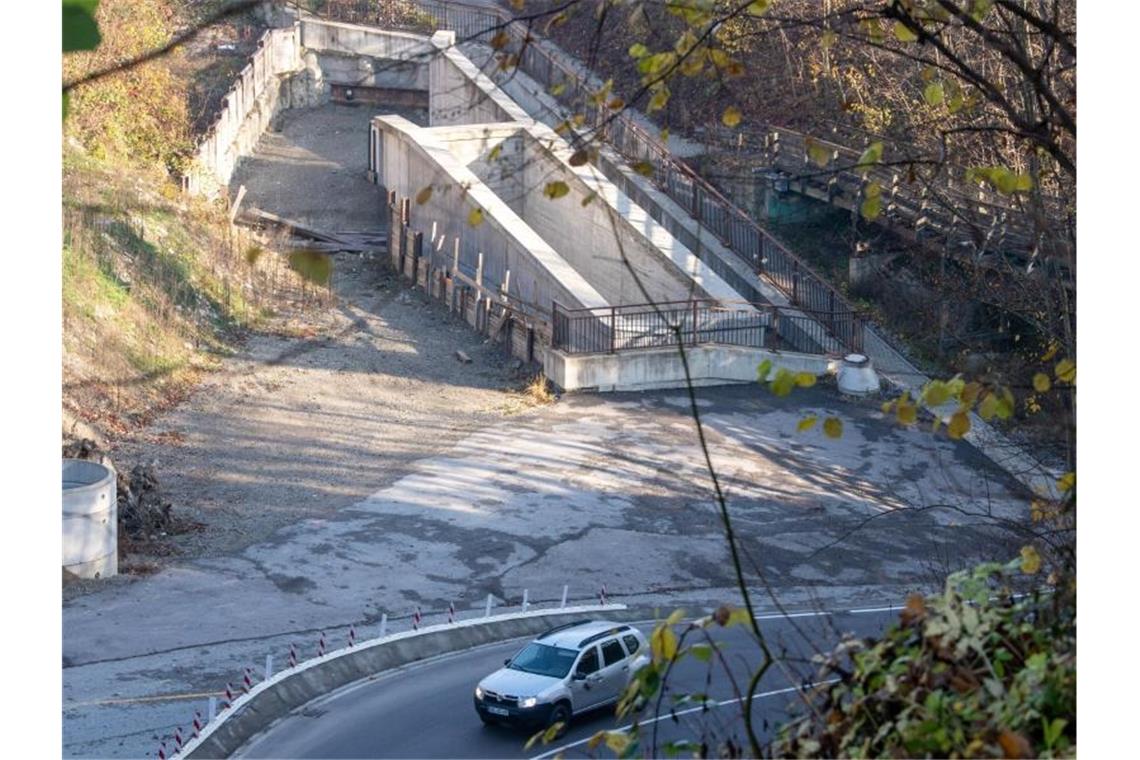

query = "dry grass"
[{"left": 523, "top": 374, "right": 555, "bottom": 405}]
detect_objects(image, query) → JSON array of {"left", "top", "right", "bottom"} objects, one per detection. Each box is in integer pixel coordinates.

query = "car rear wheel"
[{"left": 547, "top": 702, "right": 571, "bottom": 738}]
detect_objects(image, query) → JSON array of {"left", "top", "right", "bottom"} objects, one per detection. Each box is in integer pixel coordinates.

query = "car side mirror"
[
  {"left": 572, "top": 672, "right": 586, "bottom": 681},
  {"left": 504, "top": 659, "right": 511, "bottom": 666}
]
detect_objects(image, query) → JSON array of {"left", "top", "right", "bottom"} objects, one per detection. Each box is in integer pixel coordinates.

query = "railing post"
[
  {"left": 610, "top": 306, "right": 617, "bottom": 354},
  {"left": 792, "top": 260, "right": 800, "bottom": 305},
  {"left": 691, "top": 300, "right": 698, "bottom": 346}
]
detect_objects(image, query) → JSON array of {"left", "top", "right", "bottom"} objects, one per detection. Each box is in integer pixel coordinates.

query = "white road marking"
[{"left": 530, "top": 680, "right": 839, "bottom": 759}]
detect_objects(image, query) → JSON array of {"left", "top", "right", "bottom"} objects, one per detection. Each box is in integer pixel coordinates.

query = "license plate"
[{"left": 487, "top": 706, "right": 509, "bottom": 716}]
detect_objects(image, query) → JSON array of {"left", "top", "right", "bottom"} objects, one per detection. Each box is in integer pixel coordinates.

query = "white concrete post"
[
  {"left": 522, "top": 589, "right": 529, "bottom": 613},
  {"left": 476, "top": 252, "right": 484, "bottom": 289},
  {"left": 485, "top": 594, "right": 493, "bottom": 617},
  {"left": 560, "top": 585, "right": 569, "bottom": 608},
  {"left": 380, "top": 613, "right": 388, "bottom": 637},
  {"left": 430, "top": 221, "right": 437, "bottom": 245},
  {"left": 208, "top": 697, "right": 217, "bottom": 723},
  {"left": 452, "top": 238, "right": 460, "bottom": 275},
  {"left": 264, "top": 654, "right": 273, "bottom": 680},
  {"left": 502, "top": 269, "right": 511, "bottom": 301}
]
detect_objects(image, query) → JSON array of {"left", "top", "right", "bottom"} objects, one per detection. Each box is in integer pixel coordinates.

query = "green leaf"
[
  {"left": 770, "top": 368, "right": 796, "bottom": 397},
  {"left": 288, "top": 250, "right": 333, "bottom": 287},
  {"left": 747, "top": 0, "right": 771, "bottom": 15},
  {"left": 861, "top": 181, "right": 882, "bottom": 221},
  {"left": 797, "top": 415, "right": 818, "bottom": 433},
  {"left": 855, "top": 142, "right": 883, "bottom": 175},
  {"left": 650, "top": 624, "right": 677, "bottom": 662},
  {"left": 1019, "top": 545, "right": 1041, "bottom": 574},
  {"left": 795, "top": 372, "right": 816, "bottom": 388},
  {"left": 805, "top": 137, "right": 831, "bottom": 168},
  {"left": 1057, "top": 471, "right": 1075, "bottom": 493},
  {"left": 1032, "top": 372, "right": 1051, "bottom": 393},
  {"left": 978, "top": 392, "right": 999, "bottom": 421},
  {"left": 689, "top": 643, "right": 713, "bottom": 662},
  {"left": 923, "top": 82, "right": 945, "bottom": 106},
  {"left": 544, "top": 181, "right": 571, "bottom": 200},
  {"left": 756, "top": 359, "right": 773, "bottom": 382},
  {"left": 894, "top": 21, "right": 918, "bottom": 43},
  {"left": 822, "top": 417, "right": 843, "bottom": 438},
  {"left": 549, "top": 82, "right": 566, "bottom": 96},
  {"left": 63, "top": 0, "right": 101, "bottom": 52},
  {"left": 628, "top": 43, "right": 649, "bottom": 59},
  {"left": 62, "top": 90, "right": 70, "bottom": 121},
  {"left": 467, "top": 208, "right": 484, "bottom": 227},
  {"left": 488, "top": 144, "right": 502, "bottom": 161},
  {"left": 632, "top": 160, "right": 654, "bottom": 177},
  {"left": 1055, "top": 358, "right": 1076, "bottom": 384}
]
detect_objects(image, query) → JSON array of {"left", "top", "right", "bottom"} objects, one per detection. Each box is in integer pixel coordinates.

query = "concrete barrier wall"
[
  {"left": 429, "top": 32, "right": 530, "bottom": 126},
  {"left": 375, "top": 115, "right": 609, "bottom": 312},
  {"left": 187, "top": 25, "right": 304, "bottom": 196},
  {"left": 547, "top": 344, "right": 831, "bottom": 392},
  {"left": 182, "top": 605, "right": 633, "bottom": 759}
]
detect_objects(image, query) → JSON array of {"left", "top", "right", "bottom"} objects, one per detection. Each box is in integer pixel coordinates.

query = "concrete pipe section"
[{"left": 63, "top": 458, "right": 117, "bottom": 580}]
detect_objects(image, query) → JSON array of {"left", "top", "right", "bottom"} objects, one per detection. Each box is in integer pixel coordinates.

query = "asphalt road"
[{"left": 238, "top": 607, "right": 899, "bottom": 759}]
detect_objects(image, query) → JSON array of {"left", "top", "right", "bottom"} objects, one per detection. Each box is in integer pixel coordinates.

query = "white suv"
[{"left": 473, "top": 620, "right": 650, "bottom": 734}]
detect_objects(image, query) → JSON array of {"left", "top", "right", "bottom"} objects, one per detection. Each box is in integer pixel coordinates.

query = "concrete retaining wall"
[
  {"left": 547, "top": 344, "right": 831, "bottom": 392},
  {"left": 374, "top": 115, "right": 609, "bottom": 312},
  {"left": 429, "top": 31, "right": 528, "bottom": 126},
  {"left": 182, "top": 605, "right": 632, "bottom": 759}
]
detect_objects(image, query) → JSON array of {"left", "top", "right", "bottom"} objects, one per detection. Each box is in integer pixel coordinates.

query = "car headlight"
[
  {"left": 474, "top": 686, "right": 484, "bottom": 700},
  {"left": 518, "top": 697, "right": 538, "bottom": 709}
]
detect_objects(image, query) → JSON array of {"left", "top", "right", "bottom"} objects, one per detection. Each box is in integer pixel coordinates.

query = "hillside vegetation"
[{"left": 62, "top": 0, "right": 303, "bottom": 443}]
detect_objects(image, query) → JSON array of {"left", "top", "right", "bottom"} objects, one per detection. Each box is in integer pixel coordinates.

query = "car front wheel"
[{"left": 546, "top": 702, "right": 571, "bottom": 738}]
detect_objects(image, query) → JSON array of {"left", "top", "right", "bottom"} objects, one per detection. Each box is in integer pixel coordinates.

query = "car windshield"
[{"left": 507, "top": 643, "right": 578, "bottom": 678}]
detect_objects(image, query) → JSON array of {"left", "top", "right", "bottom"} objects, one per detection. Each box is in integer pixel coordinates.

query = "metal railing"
[{"left": 552, "top": 300, "right": 864, "bottom": 356}]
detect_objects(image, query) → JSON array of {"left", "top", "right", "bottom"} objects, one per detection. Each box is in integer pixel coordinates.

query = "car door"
[
  {"left": 593, "top": 637, "right": 631, "bottom": 707},
  {"left": 570, "top": 645, "right": 603, "bottom": 712}
]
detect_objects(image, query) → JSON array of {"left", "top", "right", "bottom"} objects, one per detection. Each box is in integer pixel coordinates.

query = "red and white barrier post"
[
  {"left": 599, "top": 584, "right": 607, "bottom": 606},
  {"left": 348, "top": 624, "right": 356, "bottom": 648},
  {"left": 222, "top": 683, "right": 235, "bottom": 711},
  {"left": 192, "top": 711, "right": 203, "bottom": 738},
  {"left": 412, "top": 607, "right": 422, "bottom": 630},
  {"left": 157, "top": 740, "right": 167, "bottom": 760},
  {"left": 288, "top": 642, "right": 298, "bottom": 669},
  {"left": 447, "top": 602, "right": 456, "bottom": 624},
  {"left": 174, "top": 727, "right": 183, "bottom": 753},
  {"left": 242, "top": 667, "right": 253, "bottom": 694},
  {"left": 317, "top": 631, "right": 327, "bottom": 657}
]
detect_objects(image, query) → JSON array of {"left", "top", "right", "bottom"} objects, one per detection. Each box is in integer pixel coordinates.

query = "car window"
[
  {"left": 622, "top": 634, "right": 641, "bottom": 656},
  {"left": 576, "top": 646, "right": 600, "bottom": 675},
  {"left": 601, "top": 639, "right": 625, "bottom": 667}
]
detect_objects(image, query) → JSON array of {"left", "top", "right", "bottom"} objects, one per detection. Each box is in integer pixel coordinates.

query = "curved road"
[{"left": 238, "top": 607, "right": 899, "bottom": 758}]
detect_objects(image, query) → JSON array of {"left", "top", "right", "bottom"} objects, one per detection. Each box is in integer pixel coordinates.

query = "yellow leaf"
[
  {"left": 805, "top": 137, "right": 831, "bottom": 168},
  {"left": 549, "top": 82, "right": 566, "bottom": 97},
  {"left": 648, "top": 88, "right": 670, "bottom": 112},
  {"left": 628, "top": 43, "right": 649, "bottom": 59},
  {"left": 978, "top": 392, "right": 999, "bottom": 421},
  {"left": 947, "top": 411, "right": 970, "bottom": 439},
  {"left": 795, "top": 372, "right": 816, "bottom": 388},
  {"left": 580, "top": 191, "right": 597, "bottom": 207},
  {"left": 770, "top": 368, "right": 795, "bottom": 397},
  {"left": 490, "top": 30, "right": 510, "bottom": 50},
  {"left": 922, "top": 380, "right": 951, "bottom": 407},
  {"left": 587, "top": 731, "right": 606, "bottom": 750},
  {"left": 1032, "top": 373, "right": 1051, "bottom": 393},
  {"left": 415, "top": 185, "right": 433, "bottom": 205},
  {"left": 1041, "top": 342, "right": 1060, "bottom": 362},
  {"left": 881, "top": 399, "right": 895, "bottom": 414},
  {"left": 923, "top": 82, "right": 944, "bottom": 107},
  {"left": 607, "top": 96, "right": 625, "bottom": 110},
  {"left": 726, "top": 607, "right": 751, "bottom": 627},
  {"left": 894, "top": 21, "right": 918, "bottom": 42},
  {"left": 747, "top": 0, "right": 771, "bottom": 15},
  {"left": 721, "top": 106, "right": 743, "bottom": 128},
  {"left": 1019, "top": 545, "right": 1041, "bottom": 575},
  {"left": 665, "top": 608, "right": 686, "bottom": 626},
  {"left": 488, "top": 144, "right": 502, "bottom": 161},
  {"left": 467, "top": 208, "right": 484, "bottom": 227},
  {"left": 1055, "top": 358, "right": 1076, "bottom": 384},
  {"left": 509, "top": 0, "right": 524, "bottom": 8},
  {"left": 632, "top": 160, "right": 654, "bottom": 177},
  {"left": 797, "top": 415, "right": 818, "bottom": 433},
  {"left": 1057, "top": 471, "right": 1075, "bottom": 493},
  {"left": 960, "top": 382, "right": 982, "bottom": 407},
  {"left": 650, "top": 623, "right": 678, "bottom": 661},
  {"left": 543, "top": 181, "right": 570, "bottom": 200},
  {"left": 897, "top": 399, "right": 917, "bottom": 426},
  {"left": 823, "top": 417, "right": 843, "bottom": 438},
  {"left": 820, "top": 30, "right": 837, "bottom": 49},
  {"left": 604, "top": 731, "right": 632, "bottom": 754}
]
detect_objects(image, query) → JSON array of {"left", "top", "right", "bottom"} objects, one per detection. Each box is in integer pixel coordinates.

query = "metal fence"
[{"left": 552, "top": 300, "right": 864, "bottom": 356}]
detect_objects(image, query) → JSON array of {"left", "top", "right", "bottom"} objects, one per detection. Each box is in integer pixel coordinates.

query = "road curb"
[{"left": 183, "top": 604, "right": 648, "bottom": 758}]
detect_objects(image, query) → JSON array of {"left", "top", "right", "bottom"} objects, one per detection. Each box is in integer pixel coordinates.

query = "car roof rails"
[
  {"left": 577, "top": 625, "right": 632, "bottom": 649},
  {"left": 536, "top": 619, "right": 595, "bottom": 640}
]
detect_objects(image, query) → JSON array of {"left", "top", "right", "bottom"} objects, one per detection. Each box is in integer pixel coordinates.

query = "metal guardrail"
[{"left": 552, "top": 300, "right": 864, "bottom": 356}]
